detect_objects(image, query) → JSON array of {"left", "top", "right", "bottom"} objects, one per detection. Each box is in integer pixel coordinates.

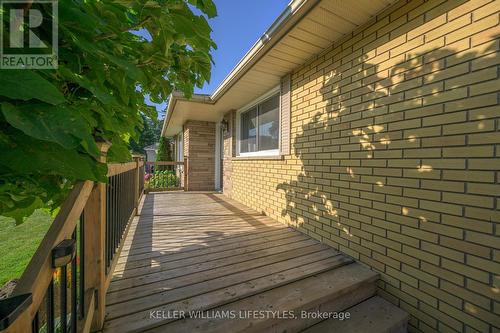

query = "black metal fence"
[
  {"left": 139, "top": 164, "right": 145, "bottom": 194},
  {"left": 2, "top": 158, "right": 145, "bottom": 332},
  {"left": 105, "top": 168, "right": 136, "bottom": 270},
  {"left": 31, "top": 213, "right": 84, "bottom": 333}
]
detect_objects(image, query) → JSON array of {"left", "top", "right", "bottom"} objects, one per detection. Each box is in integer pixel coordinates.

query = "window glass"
[
  {"left": 258, "top": 95, "right": 279, "bottom": 151},
  {"left": 240, "top": 107, "right": 257, "bottom": 153},
  {"left": 239, "top": 92, "right": 280, "bottom": 154}
]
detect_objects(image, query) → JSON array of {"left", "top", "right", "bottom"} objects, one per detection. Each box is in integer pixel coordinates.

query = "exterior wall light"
[
  {"left": 51, "top": 239, "right": 76, "bottom": 268},
  {"left": 221, "top": 118, "right": 229, "bottom": 134}
]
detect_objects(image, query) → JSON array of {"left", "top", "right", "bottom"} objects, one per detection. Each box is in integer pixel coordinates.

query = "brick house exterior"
[
  {"left": 164, "top": 1, "right": 500, "bottom": 332},
  {"left": 183, "top": 120, "right": 217, "bottom": 191}
]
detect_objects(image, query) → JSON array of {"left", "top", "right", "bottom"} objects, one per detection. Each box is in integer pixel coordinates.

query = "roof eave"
[
  {"left": 210, "top": 0, "right": 318, "bottom": 101},
  {"left": 162, "top": 0, "right": 319, "bottom": 137},
  {"left": 161, "top": 92, "right": 213, "bottom": 137}
]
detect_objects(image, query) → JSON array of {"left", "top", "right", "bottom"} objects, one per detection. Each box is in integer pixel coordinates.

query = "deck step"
[
  {"left": 302, "top": 296, "right": 409, "bottom": 333},
  {"left": 104, "top": 253, "right": 353, "bottom": 332},
  {"left": 147, "top": 262, "right": 378, "bottom": 333}
]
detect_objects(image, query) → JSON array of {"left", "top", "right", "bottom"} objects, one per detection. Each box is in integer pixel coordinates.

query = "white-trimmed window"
[{"left": 237, "top": 87, "right": 280, "bottom": 157}]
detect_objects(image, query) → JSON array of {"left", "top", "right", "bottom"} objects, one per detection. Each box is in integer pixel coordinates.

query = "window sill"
[{"left": 232, "top": 155, "right": 284, "bottom": 161}]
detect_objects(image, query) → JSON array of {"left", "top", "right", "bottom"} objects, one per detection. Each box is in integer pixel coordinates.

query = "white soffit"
[{"left": 163, "top": 0, "right": 396, "bottom": 137}]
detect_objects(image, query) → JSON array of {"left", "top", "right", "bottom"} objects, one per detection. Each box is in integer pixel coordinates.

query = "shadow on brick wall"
[{"left": 277, "top": 32, "right": 499, "bottom": 332}]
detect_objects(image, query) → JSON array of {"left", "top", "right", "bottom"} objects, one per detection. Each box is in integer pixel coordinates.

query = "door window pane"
[
  {"left": 258, "top": 94, "right": 279, "bottom": 151},
  {"left": 240, "top": 107, "right": 257, "bottom": 153}
]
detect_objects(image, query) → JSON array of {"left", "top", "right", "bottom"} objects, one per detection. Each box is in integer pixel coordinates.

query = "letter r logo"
[
  {"left": 0, "top": 0, "right": 58, "bottom": 69},
  {"left": 9, "top": 8, "right": 47, "bottom": 48}
]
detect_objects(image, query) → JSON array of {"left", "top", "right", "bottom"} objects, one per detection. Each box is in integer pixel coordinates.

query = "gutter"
[
  {"left": 211, "top": 0, "right": 318, "bottom": 101},
  {"left": 162, "top": 0, "right": 320, "bottom": 137}
]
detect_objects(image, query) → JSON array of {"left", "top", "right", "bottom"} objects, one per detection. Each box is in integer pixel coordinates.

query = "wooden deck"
[{"left": 102, "top": 192, "right": 367, "bottom": 333}]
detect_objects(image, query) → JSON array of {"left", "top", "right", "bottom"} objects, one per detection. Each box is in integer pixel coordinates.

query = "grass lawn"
[{"left": 0, "top": 210, "right": 53, "bottom": 286}]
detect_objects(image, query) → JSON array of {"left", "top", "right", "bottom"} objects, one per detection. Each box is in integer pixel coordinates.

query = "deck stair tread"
[
  {"left": 144, "top": 262, "right": 378, "bottom": 333},
  {"left": 301, "top": 296, "right": 409, "bottom": 333},
  {"left": 103, "top": 254, "right": 353, "bottom": 331}
]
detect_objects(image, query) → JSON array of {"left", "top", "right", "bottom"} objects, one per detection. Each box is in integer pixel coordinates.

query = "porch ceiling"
[{"left": 163, "top": 0, "right": 397, "bottom": 137}]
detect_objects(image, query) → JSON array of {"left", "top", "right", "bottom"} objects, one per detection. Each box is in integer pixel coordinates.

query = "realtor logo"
[{"left": 0, "top": 0, "right": 58, "bottom": 69}]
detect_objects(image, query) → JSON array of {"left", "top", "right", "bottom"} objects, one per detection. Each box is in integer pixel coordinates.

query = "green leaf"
[
  {"left": 2, "top": 197, "right": 44, "bottom": 225},
  {"left": 188, "top": 0, "right": 218, "bottom": 18},
  {"left": 0, "top": 135, "right": 107, "bottom": 182},
  {"left": 58, "top": 67, "right": 117, "bottom": 105},
  {"left": 1, "top": 103, "right": 100, "bottom": 157},
  {"left": 0, "top": 71, "right": 65, "bottom": 105},
  {"left": 107, "top": 138, "right": 132, "bottom": 163}
]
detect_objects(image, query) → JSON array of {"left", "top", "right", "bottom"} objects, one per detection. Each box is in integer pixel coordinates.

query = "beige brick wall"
[
  {"left": 183, "top": 120, "right": 216, "bottom": 191},
  {"left": 226, "top": 0, "right": 500, "bottom": 332},
  {"left": 222, "top": 111, "right": 236, "bottom": 197}
]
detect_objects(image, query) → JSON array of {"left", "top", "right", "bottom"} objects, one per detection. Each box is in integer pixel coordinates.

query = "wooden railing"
[
  {"left": 1, "top": 147, "right": 145, "bottom": 333},
  {"left": 144, "top": 158, "right": 188, "bottom": 192}
]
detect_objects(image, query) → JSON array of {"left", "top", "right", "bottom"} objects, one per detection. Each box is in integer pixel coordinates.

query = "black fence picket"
[{"left": 105, "top": 168, "right": 135, "bottom": 271}]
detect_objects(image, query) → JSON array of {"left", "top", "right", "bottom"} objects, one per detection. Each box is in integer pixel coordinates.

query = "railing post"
[
  {"left": 84, "top": 141, "right": 110, "bottom": 331},
  {"left": 184, "top": 156, "right": 189, "bottom": 191}
]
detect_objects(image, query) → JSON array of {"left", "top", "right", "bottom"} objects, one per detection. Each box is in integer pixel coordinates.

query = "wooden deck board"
[
  {"left": 103, "top": 192, "right": 352, "bottom": 333},
  {"left": 106, "top": 244, "right": 331, "bottom": 306},
  {"left": 108, "top": 241, "right": 324, "bottom": 294},
  {"left": 112, "top": 232, "right": 304, "bottom": 274},
  {"left": 119, "top": 228, "right": 291, "bottom": 256}
]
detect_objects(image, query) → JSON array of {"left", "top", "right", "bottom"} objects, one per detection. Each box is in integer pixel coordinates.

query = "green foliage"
[
  {"left": 129, "top": 114, "right": 162, "bottom": 154},
  {"left": 0, "top": 0, "right": 217, "bottom": 223},
  {"left": 148, "top": 170, "right": 178, "bottom": 189},
  {"left": 157, "top": 136, "right": 173, "bottom": 162}
]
